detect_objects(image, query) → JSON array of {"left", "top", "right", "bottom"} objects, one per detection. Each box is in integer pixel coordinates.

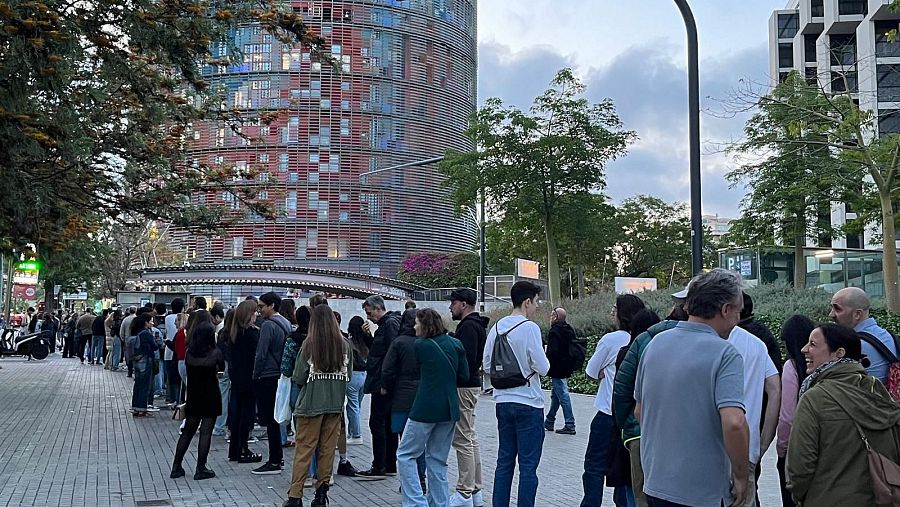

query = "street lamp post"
[{"left": 674, "top": 0, "right": 704, "bottom": 276}]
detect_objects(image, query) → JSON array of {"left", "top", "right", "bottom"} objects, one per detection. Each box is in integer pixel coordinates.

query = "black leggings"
[
  {"left": 229, "top": 390, "right": 256, "bottom": 460},
  {"left": 173, "top": 416, "right": 215, "bottom": 471}
]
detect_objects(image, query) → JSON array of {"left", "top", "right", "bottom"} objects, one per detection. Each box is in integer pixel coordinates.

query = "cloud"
[{"left": 477, "top": 39, "right": 770, "bottom": 217}]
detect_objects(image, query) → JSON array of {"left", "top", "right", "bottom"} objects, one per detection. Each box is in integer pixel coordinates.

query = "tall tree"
[
  {"left": 727, "top": 71, "right": 843, "bottom": 288},
  {"left": 614, "top": 195, "right": 713, "bottom": 287},
  {"left": 0, "top": 0, "right": 324, "bottom": 255},
  {"left": 440, "top": 69, "right": 635, "bottom": 305}
]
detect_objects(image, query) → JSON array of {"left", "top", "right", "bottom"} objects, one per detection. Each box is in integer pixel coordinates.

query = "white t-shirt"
[
  {"left": 482, "top": 315, "right": 551, "bottom": 409},
  {"left": 585, "top": 329, "right": 630, "bottom": 415},
  {"left": 164, "top": 313, "right": 178, "bottom": 361},
  {"left": 727, "top": 326, "right": 779, "bottom": 463}
]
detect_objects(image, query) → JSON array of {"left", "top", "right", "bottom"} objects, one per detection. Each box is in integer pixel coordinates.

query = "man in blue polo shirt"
[{"left": 635, "top": 268, "right": 749, "bottom": 507}]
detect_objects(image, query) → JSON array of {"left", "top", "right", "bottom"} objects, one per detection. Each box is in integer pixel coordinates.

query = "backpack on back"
[
  {"left": 489, "top": 321, "right": 533, "bottom": 390},
  {"left": 859, "top": 331, "right": 900, "bottom": 402},
  {"left": 568, "top": 337, "right": 588, "bottom": 373}
]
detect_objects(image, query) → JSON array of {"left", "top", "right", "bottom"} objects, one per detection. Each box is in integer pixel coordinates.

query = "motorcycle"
[{"left": 0, "top": 329, "right": 50, "bottom": 360}]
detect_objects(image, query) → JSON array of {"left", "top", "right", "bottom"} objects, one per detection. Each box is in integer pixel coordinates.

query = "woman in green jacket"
[
  {"left": 787, "top": 323, "right": 900, "bottom": 506},
  {"left": 284, "top": 304, "right": 352, "bottom": 507},
  {"left": 396, "top": 308, "right": 469, "bottom": 507}
]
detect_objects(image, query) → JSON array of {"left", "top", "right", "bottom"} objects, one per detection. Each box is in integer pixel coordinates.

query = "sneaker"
[
  {"left": 544, "top": 424, "right": 554, "bottom": 431},
  {"left": 146, "top": 406, "right": 160, "bottom": 412},
  {"left": 237, "top": 453, "right": 263, "bottom": 464},
  {"left": 212, "top": 430, "right": 225, "bottom": 437},
  {"left": 449, "top": 491, "right": 474, "bottom": 507},
  {"left": 354, "top": 467, "right": 387, "bottom": 480},
  {"left": 304, "top": 478, "right": 314, "bottom": 487},
  {"left": 337, "top": 460, "right": 358, "bottom": 477},
  {"left": 473, "top": 489, "right": 485, "bottom": 507},
  {"left": 555, "top": 427, "right": 576, "bottom": 435},
  {"left": 282, "top": 497, "right": 304, "bottom": 507},
  {"left": 194, "top": 466, "right": 216, "bottom": 480},
  {"left": 248, "top": 436, "right": 259, "bottom": 443},
  {"left": 170, "top": 465, "right": 186, "bottom": 479},
  {"left": 346, "top": 436, "right": 363, "bottom": 446},
  {"left": 311, "top": 483, "right": 329, "bottom": 507},
  {"left": 251, "top": 462, "right": 283, "bottom": 475}
]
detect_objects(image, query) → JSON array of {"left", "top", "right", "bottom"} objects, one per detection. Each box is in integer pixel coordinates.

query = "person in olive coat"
[{"left": 170, "top": 321, "right": 224, "bottom": 481}]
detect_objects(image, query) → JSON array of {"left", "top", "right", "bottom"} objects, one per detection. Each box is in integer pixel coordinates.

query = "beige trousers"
[{"left": 452, "top": 387, "right": 483, "bottom": 495}]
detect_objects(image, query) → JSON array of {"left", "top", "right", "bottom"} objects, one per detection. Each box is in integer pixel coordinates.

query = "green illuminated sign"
[{"left": 16, "top": 261, "right": 40, "bottom": 272}]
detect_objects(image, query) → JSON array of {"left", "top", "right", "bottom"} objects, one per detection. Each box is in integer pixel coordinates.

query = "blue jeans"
[
  {"left": 214, "top": 367, "right": 231, "bottom": 434},
  {"left": 153, "top": 352, "right": 164, "bottom": 395},
  {"left": 91, "top": 335, "right": 104, "bottom": 364},
  {"left": 614, "top": 486, "right": 636, "bottom": 507},
  {"left": 397, "top": 419, "right": 455, "bottom": 507},
  {"left": 545, "top": 378, "right": 575, "bottom": 429},
  {"left": 346, "top": 370, "right": 366, "bottom": 438},
  {"left": 494, "top": 403, "right": 545, "bottom": 507},
  {"left": 110, "top": 337, "right": 123, "bottom": 370},
  {"left": 646, "top": 496, "right": 691, "bottom": 507},
  {"left": 580, "top": 411, "right": 616, "bottom": 507},
  {"left": 131, "top": 356, "right": 153, "bottom": 411},
  {"left": 393, "top": 411, "right": 427, "bottom": 480}
]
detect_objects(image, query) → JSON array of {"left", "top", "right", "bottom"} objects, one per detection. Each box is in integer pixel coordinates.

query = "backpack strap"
[
  {"left": 491, "top": 320, "right": 537, "bottom": 381},
  {"left": 858, "top": 332, "right": 898, "bottom": 364}
]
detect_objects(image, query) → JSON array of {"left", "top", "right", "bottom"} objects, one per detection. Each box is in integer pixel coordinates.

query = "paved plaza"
[{"left": 0, "top": 356, "right": 783, "bottom": 506}]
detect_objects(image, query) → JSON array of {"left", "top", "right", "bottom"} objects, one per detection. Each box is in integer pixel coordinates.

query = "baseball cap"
[
  {"left": 671, "top": 287, "right": 689, "bottom": 300},
  {"left": 446, "top": 287, "right": 477, "bottom": 306}
]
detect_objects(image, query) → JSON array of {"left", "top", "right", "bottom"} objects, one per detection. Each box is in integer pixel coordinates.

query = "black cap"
[{"left": 446, "top": 288, "right": 477, "bottom": 306}]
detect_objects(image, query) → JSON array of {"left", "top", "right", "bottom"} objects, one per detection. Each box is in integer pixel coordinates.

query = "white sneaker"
[
  {"left": 346, "top": 436, "right": 364, "bottom": 446},
  {"left": 449, "top": 492, "right": 474, "bottom": 507},
  {"left": 473, "top": 490, "right": 485, "bottom": 507},
  {"left": 146, "top": 406, "right": 160, "bottom": 412}
]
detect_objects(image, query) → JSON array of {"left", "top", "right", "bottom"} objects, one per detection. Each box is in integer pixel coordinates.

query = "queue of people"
[{"left": 33, "top": 270, "right": 900, "bottom": 507}]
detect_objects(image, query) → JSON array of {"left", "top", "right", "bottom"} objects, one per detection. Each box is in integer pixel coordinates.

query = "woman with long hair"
[
  {"left": 280, "top": 305, "right": 311, "bottom": 448},
  {"left": 228, "top": 300, "right": 262, "bottom": 463},
  {"left": 345, "top": 315, "right": 370, "bottom": 443},
  {"left": 170, "top": 320, "right": 223, "bottom": 480},
  {"left": 284, "top": 304, "right": 351, "bottom": 507},
  {"left": 775, "top": 315, "right": 816, "bottom": 507},
  {"left": 582, "top": 294, "right": 646, "bottom": 507},
  {"left": 787, "top": 323, "right": 900, "bottom": 506}
]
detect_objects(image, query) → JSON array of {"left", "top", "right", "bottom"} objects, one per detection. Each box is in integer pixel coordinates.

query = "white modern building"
[{"left": 768, "top": 0, "right": 900, "bottom": 251}]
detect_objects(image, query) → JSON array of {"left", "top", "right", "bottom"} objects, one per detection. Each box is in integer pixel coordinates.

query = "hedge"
[{"left": 484, "top": 283, "right": 900, "bottom": 395}]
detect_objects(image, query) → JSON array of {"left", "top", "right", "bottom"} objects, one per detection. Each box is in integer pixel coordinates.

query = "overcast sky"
[{"left": 477, "top": 0, "right": 787, "bottom": 217}]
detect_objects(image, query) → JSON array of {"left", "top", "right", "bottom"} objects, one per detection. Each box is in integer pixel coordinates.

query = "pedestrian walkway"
[{"left": 0, "top": 356, "right": 783, "bottom": 506}]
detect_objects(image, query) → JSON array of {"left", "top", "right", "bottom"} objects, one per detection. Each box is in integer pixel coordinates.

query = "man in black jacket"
[
  {"left": 447, "top": 288, "right": 489, "bottom": 506},
  {"left": 544, "top": 307, "right": 577, "bottom": 435},
  {"left": 358, "top": 295, "right": 402, "bottom": 479}
]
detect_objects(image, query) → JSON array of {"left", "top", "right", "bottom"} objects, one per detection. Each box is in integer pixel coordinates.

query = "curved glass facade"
[{"left": 174, "top": 0, "right": 478, "bottom": 278}]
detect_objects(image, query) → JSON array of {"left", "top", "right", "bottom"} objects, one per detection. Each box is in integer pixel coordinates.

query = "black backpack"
[
  {"left": 568, "top": 337, "right": 588, "bottom": 373},
  {"left": 489, "top": 321, "right": 534, "bottom": 390}
]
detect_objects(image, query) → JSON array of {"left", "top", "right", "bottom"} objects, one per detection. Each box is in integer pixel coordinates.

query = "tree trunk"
[
  {"left": 544, "top": 219, "right": 561, "bottom": 306},
  {"left": 576, "top": 264, "right": 586, "bottom": 299},
  {"left": 43, "top": 278, "right": 56, "bottom": 313},
  {"left": 879, "top": 189, "right": 900, "bottom": 314},
  {"left": 793, "top": 216, "right": 807, "bottom": 289}
]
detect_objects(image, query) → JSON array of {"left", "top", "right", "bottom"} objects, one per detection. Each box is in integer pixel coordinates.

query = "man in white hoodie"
[{"left": 482, "top": 281, "right": 550, "bottom": 507}]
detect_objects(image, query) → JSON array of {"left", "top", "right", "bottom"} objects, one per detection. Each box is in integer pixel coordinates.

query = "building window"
[
  {"left": 340, "top": 118, "right": 350, "bottom": 136},
  {"left": 320, "top": 99, "right": 331, "bottom": 109},
  {"left": 838, "top": 0, "right": 866, "bottom": 16},
  {"left": 778, "top": 43, "right": 794, "bottom": 69},
  {"left": 258, "top": 190, "right": 268, "bottom": 200},
  {"left": 339, "top": 211, "right": 349, "bottom": 222},
  {"left": 805, "top": 67, "right": 818, "bottom": 85},
  {"left": 309, "top": 172, "right": 319, "bottom": 183},
  {"left": 339, "top": 192, "right": 349, "bottom": 202},
  {"left": 831, "top": 71, "right": 858, "bottom": 93},
  {"left": 288, "top": 172, "right": 298, "bottom": 183},
  {"left": 879, "top": 109, "right": 900, "bottom": 136},
  {"left": 878, "top": 65, "right": 900, "bottom": 102},
  {"left": 309, "top": 191, "right": 319, "bottom": 209},
  {"left": 279, "top": 153, "right": 289, "bottom": 171},
  {"left": 258, "top": 153, "right": 269, "bottom": 163},
  {"left": 258, "top": 172, "right": 269, "bottom": 183},
  {"left": 341, "top": 100, "right": 350, "bottom": 110},
  {"left": 341, "top": 82, "right": 350, "bottom": 91},
  {"left": 811, "top": 0, "right": 824, "bottom": 17},
  {"left": 777, "top": 13, "right": 799, "bottom": 39},
  {"left": 328, "top": 239, "right": 348, "bottom": 259},
  {"left": 308, "top": 228, "right": 318, "bottom": 248},
  {"left": 804, "top": 35, "right": 817, "bottom": 63},
  {"left": 829, "top": 34, "right": 856, "bottom": 67},
  {"left": 310, "top": 153, "right": 320, "bottom": 163},
  {"left": 286, "top": 191, "right": 297, "bottom": 210},
  {"left": 231, "top": 237, "right": 244, "bottom": 257},
  {"left": 876, "top": 21, "right": 900, "bottom": 58}
]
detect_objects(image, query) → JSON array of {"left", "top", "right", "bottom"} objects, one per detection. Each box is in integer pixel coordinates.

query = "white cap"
[{"left": 671, "top": 288, "right": 689, "bottom": 300}]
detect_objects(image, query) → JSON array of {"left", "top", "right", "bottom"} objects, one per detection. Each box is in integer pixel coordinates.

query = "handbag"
[
  {"left": 823, "top": 387, "right": 900, "bottom": 506},
  {"left": 172, "top": 383, "right": 186, "bottom": 421},
  {"left": 274, "top": 375, "right": 293, "bottom": 424}
]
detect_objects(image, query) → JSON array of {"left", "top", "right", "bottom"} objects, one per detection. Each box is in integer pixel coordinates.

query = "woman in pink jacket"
[{"left": 775, "top": 314, "right": 816, "bottom": 507}]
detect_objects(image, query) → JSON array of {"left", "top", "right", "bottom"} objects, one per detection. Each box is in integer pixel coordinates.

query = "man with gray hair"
[
  {"left": 634, "top": 268, "right": 749, "bottom": 507},
  {"left": 357, "top": 295, "right": 402, "bottom": 479},
  {"left": 830, "top": 287, "right": 898, "bottom": 383}
]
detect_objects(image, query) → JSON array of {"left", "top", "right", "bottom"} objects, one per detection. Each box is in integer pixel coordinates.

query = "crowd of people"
[{"left": 13, "top": 268, "right": 900, "bottom": 507}]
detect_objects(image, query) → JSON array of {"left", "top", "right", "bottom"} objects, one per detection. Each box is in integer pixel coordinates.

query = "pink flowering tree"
[{"left": 397, "top": 252, "right": 479, "bottom": 288}]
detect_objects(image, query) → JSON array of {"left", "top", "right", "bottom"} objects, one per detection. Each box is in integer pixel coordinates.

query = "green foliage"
[
  {"left": 396, "top": 252, "right": 480, "bottom": 289},
  {"left": 440, "top": 68, "right": 636, "bottom": 304},
  {"left": 0, "top": 0, "right": 325, "bottom": 254}
]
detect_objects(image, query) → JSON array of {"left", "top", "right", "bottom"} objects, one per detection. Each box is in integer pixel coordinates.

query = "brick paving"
[{"left": 0, "top": 355, "right": 782, "bottom": 506}]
